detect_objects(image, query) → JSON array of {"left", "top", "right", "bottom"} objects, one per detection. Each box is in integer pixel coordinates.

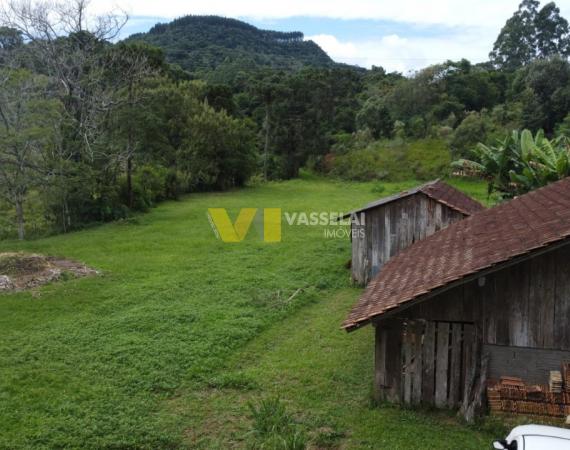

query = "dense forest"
[
  {"left": 1, "top": 0, "right": 570, "bottom": 239},
  {"left": 127, "top": 16, "right": 335, "bottom": 81}
]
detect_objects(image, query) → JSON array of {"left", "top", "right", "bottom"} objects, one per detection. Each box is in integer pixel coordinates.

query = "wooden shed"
[
  {"left": 345, "top": 180, "right": 483, "bottom": 285},
  {"left": 343, "top": 177, "right": 570, "bottom": 419}
]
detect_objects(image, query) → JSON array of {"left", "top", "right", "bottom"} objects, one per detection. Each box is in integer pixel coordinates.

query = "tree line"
[{"left": 1, "top": 0, "right": 570, "bottom": 239}]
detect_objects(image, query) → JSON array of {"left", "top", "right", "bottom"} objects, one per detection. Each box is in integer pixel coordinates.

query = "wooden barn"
[
  {"left": 345, "top": 180, "right": 483, "bottom": 285},
  {"left": 343, "top": 177, "right": 570, "bottom": 419}
]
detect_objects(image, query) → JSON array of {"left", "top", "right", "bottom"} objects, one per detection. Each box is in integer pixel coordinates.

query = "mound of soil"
[{"left": 0, "top": 253, "right": 98, "bottom": 292}]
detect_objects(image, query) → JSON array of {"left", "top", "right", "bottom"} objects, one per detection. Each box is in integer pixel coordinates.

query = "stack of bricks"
[{"left": 487, "top": 367, "right": 570, "bottom": 418}]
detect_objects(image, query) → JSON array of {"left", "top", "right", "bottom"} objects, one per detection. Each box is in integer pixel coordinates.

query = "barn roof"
[
  {"left": 342, "top": 179, "right": 484, "bottom": 219},
  {"left": 343, "top": 177, "right": 570, "bottom": 331}
]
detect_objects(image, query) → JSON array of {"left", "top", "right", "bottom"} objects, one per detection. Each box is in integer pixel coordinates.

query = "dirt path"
[{"left": 167, "top": 289, "right": 493, "bottom": 449}]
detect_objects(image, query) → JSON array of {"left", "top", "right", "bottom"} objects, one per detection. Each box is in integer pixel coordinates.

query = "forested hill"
[{"left": 126, "top": 16, "right": 335, "bottom": 79}]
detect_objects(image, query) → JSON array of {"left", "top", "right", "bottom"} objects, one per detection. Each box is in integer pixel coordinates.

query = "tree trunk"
[
  {"left": 263, "top": 107, "right": 270, "bottom": 181},
  {"left": 15, "top": 197, "right": 24, "bottom": 240},
  {"left": 126, "top": 82, "right": 135, "bottom": 208},
  {"left": 127, "top": 154, "right": 133, "bottom": 209},
  {"left": 62, "top": 193, "right": 70, "bottom": 234}
]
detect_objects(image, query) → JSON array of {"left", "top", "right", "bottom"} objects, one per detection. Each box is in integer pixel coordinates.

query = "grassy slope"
[
  {"left": 0, "top": 176, "right": 491, "bottom": 449},
  {"left": 175, "top": 289, "right": 493, "bottom": 449}
]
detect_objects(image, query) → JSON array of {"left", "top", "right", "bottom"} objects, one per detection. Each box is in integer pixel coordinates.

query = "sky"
[{"left": 90, "top": 0, "right": 570, "bottom": 73}]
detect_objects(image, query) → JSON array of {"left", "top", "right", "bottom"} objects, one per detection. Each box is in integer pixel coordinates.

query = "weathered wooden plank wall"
[
  {"left": 434, "top": 322, "right": 449, "bottom": 407},
  {"left": 376, "top": 243, "right": 570, "bottom": 396},
  {"left": 397, "top": 320, "right": 477, "bottom": 408},
  {"left": 397, "top": 244, "right": 570, "bottom": 352},
  {"left": 351, "top": 194, "right": 465, "bottom": 285},
  {"left": 374, "top": 319, "right": 403, "bottom": 403}
]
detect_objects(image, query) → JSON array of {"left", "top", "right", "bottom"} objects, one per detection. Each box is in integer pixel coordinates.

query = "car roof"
[{"left": 507, "top": 425, "right": 570, "bottom": 441}]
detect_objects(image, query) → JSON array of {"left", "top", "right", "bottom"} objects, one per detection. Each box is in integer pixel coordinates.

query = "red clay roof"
[
  {"left": 342, "top": 180, "right": 484, "bottom": 218},
  {"left": 421, "top": 180, "right": 485, "bottom": 215},
  {"left": 343, "top": 177, "right": 570, "bottom": 331}
]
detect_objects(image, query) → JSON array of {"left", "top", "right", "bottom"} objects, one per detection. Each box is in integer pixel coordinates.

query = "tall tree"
[
  {"left": 491, "top": 0, "right": 570, "bottom": 69},
  {"left": 535, "top": 2, "right": 570, "bottom": 57},
  {"left": 0, "top": 69, "right": 61, "bottom": 239},
  {"left": 512, "top": 56, "right": 570, "bottom": 132},
  {"left": 105, "top": 42, "right": 161, "bottom": 208}
]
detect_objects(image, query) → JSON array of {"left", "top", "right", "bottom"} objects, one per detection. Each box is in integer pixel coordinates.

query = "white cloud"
[
  {"left": 307, "top": 31, "right": 495, "bottom": 72},
  {"left": 86, "top": 0, "right": 570, "bottom": 29}
]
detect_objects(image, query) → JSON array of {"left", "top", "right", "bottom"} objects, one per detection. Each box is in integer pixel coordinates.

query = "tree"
[
  {"left": 0, "top": 69, "right": 61, "bottom": 239},
  {"left": 535, "top": 2, "right": 570, "bottom": 57},
  {"left": 356, "top": 96, "right": 393, "bottom": 139},
  {"left": 491, "top": 0, "right": 570, "bottom": 69},
  {"left": 0, "top": 1, "right": 172, "bottom": 230},
  {"left": 0, "top": 26, "right": 22, "bottom": 52},
  {"left": 105, "top": 42, "right": 161, "bottom": 208},
  {"left": 452, "top": 129, "right": 570, "bottom": 197},
  {"left": 451, "top": 112, "right": 489, "bottom": 158},
  {"left": 512, "top": 56, "right": 570, "bottom": 132},
  {"left": 249, "top": 71, "right": 284, "bottom": 181},
  {"left": 180, "top": 105, "right": 257, "bottom": 190}
]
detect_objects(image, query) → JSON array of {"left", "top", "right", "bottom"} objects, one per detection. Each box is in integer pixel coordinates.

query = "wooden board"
[
  {"left": 435, "top": 322, "right": 450, "bottom": 407},
  {"left": 411, "top": 321, "right": 423, "bottom": 404},
  {"left": 554, "top": 245, "right": 570, "bottom": 350},
  {"left": 462, "top": 324, "right": 475, "bottom": 407},
  {"left": 374, "top": 325, "right": 386, "bottom": 402},
  {"left": 402, "top": 325, "right": 413, "bottom": 404},
  {"left": 374, "top": 319, "right": 404, "bottom": 403},
  {"left": 421, "top": 321, "right": 436, "bottom": 404},
  {"left": 448, "top": 323, "right": 463, "bottom": 407}
]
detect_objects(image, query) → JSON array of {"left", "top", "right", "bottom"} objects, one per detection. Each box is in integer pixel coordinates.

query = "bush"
[
  {"left": 451, "top": 112, "right": 488, "bottom": 158},
  {"left": 331, "top": 129, "right": 374, "bottom": 155},
  {"left": 331, "top": 138, "right": 451, "bottom": 182},
  {"left": 356, "top": 96, "right": 393, "bottom": 139},
  {"left": 407, "top": 139, "right": 452, "bottom": 180},
  {"left": 124, "top": 165, "right": 182, "bottom": 212},
  {"left": 330, "top": 147, "right": 389, "bottom": 181}
]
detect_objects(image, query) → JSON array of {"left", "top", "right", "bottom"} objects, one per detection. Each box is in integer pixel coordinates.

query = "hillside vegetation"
[
  {"left": 2, "top": 1, "right": 570, "bottom": 240},
  {"left": 127, "top": 16, "right": 335, "bottom": 80}
]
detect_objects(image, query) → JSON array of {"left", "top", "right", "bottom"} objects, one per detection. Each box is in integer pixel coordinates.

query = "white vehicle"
[{"left": 493, "top": 425, "right": 570, "bottom": 450}]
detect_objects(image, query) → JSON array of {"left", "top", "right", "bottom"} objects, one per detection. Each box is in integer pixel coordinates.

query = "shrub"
[
  {"left": 331, "top": 138, "right": 451, "bottom": 182},
  {"left": 451, "top": 112, "right": 488, "bottom": 158},
  {"left": 330, "top": 147, "right": 388, "bottom": 181},
  {"left": 356, "top": 96, "right": 393, "bottom": 139},
  {"left": 124, "top": 165, "right": 182, "bottom": 212}
]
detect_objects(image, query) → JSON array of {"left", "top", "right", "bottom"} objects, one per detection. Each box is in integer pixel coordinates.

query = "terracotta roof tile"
[
  {"left": 343, "top": 180, "right": 484, "bottom": 218},
  {"left": 343, "top": 177, "right": 570, "bottom": 331}
]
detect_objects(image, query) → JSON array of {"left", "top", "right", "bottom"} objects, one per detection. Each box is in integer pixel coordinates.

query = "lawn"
[{"left": 0, "top": 175, "right": 493, "bottom": 449}]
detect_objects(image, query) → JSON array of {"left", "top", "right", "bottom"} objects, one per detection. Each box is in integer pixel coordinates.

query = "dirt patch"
[{"left": 0, "top": 252, "right": 98, "bottom": 292}]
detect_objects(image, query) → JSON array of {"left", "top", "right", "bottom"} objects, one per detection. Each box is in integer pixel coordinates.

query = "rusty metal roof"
[
  {"left": 342, "top": 180, "right": 484, "bottom": 219},
  {"left": 343, "top": 177, "right": 570, "bottom": 331}
]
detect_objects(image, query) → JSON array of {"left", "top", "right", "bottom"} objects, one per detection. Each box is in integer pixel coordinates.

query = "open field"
[{"left": 0, "top": 176, "right": 494, "bottom": 449}]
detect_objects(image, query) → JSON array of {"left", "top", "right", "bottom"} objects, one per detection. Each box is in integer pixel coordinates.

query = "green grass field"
[{"left": 0, "top": 176, "right": 495, "bottom": 449}]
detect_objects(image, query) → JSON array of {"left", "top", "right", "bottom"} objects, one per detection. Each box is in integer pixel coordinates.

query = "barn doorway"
[{"left": 400, "top": 320, "right": 478, "bottom": 408}]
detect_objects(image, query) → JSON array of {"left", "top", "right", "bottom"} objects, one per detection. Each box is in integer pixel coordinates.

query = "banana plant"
[
  {"left": 453, "top": 129, "right": 570, "bottom": 197},
  {"left": 509, "top": 130, "right": 570, "bottom": 193},
  {"left": 452, "top": 131, "right": 521, "bottom": 197}
]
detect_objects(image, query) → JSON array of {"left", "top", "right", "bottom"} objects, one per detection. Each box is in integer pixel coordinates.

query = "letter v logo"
[{"left": 208, "top": 208, "right": 257, "bottom": 243}]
